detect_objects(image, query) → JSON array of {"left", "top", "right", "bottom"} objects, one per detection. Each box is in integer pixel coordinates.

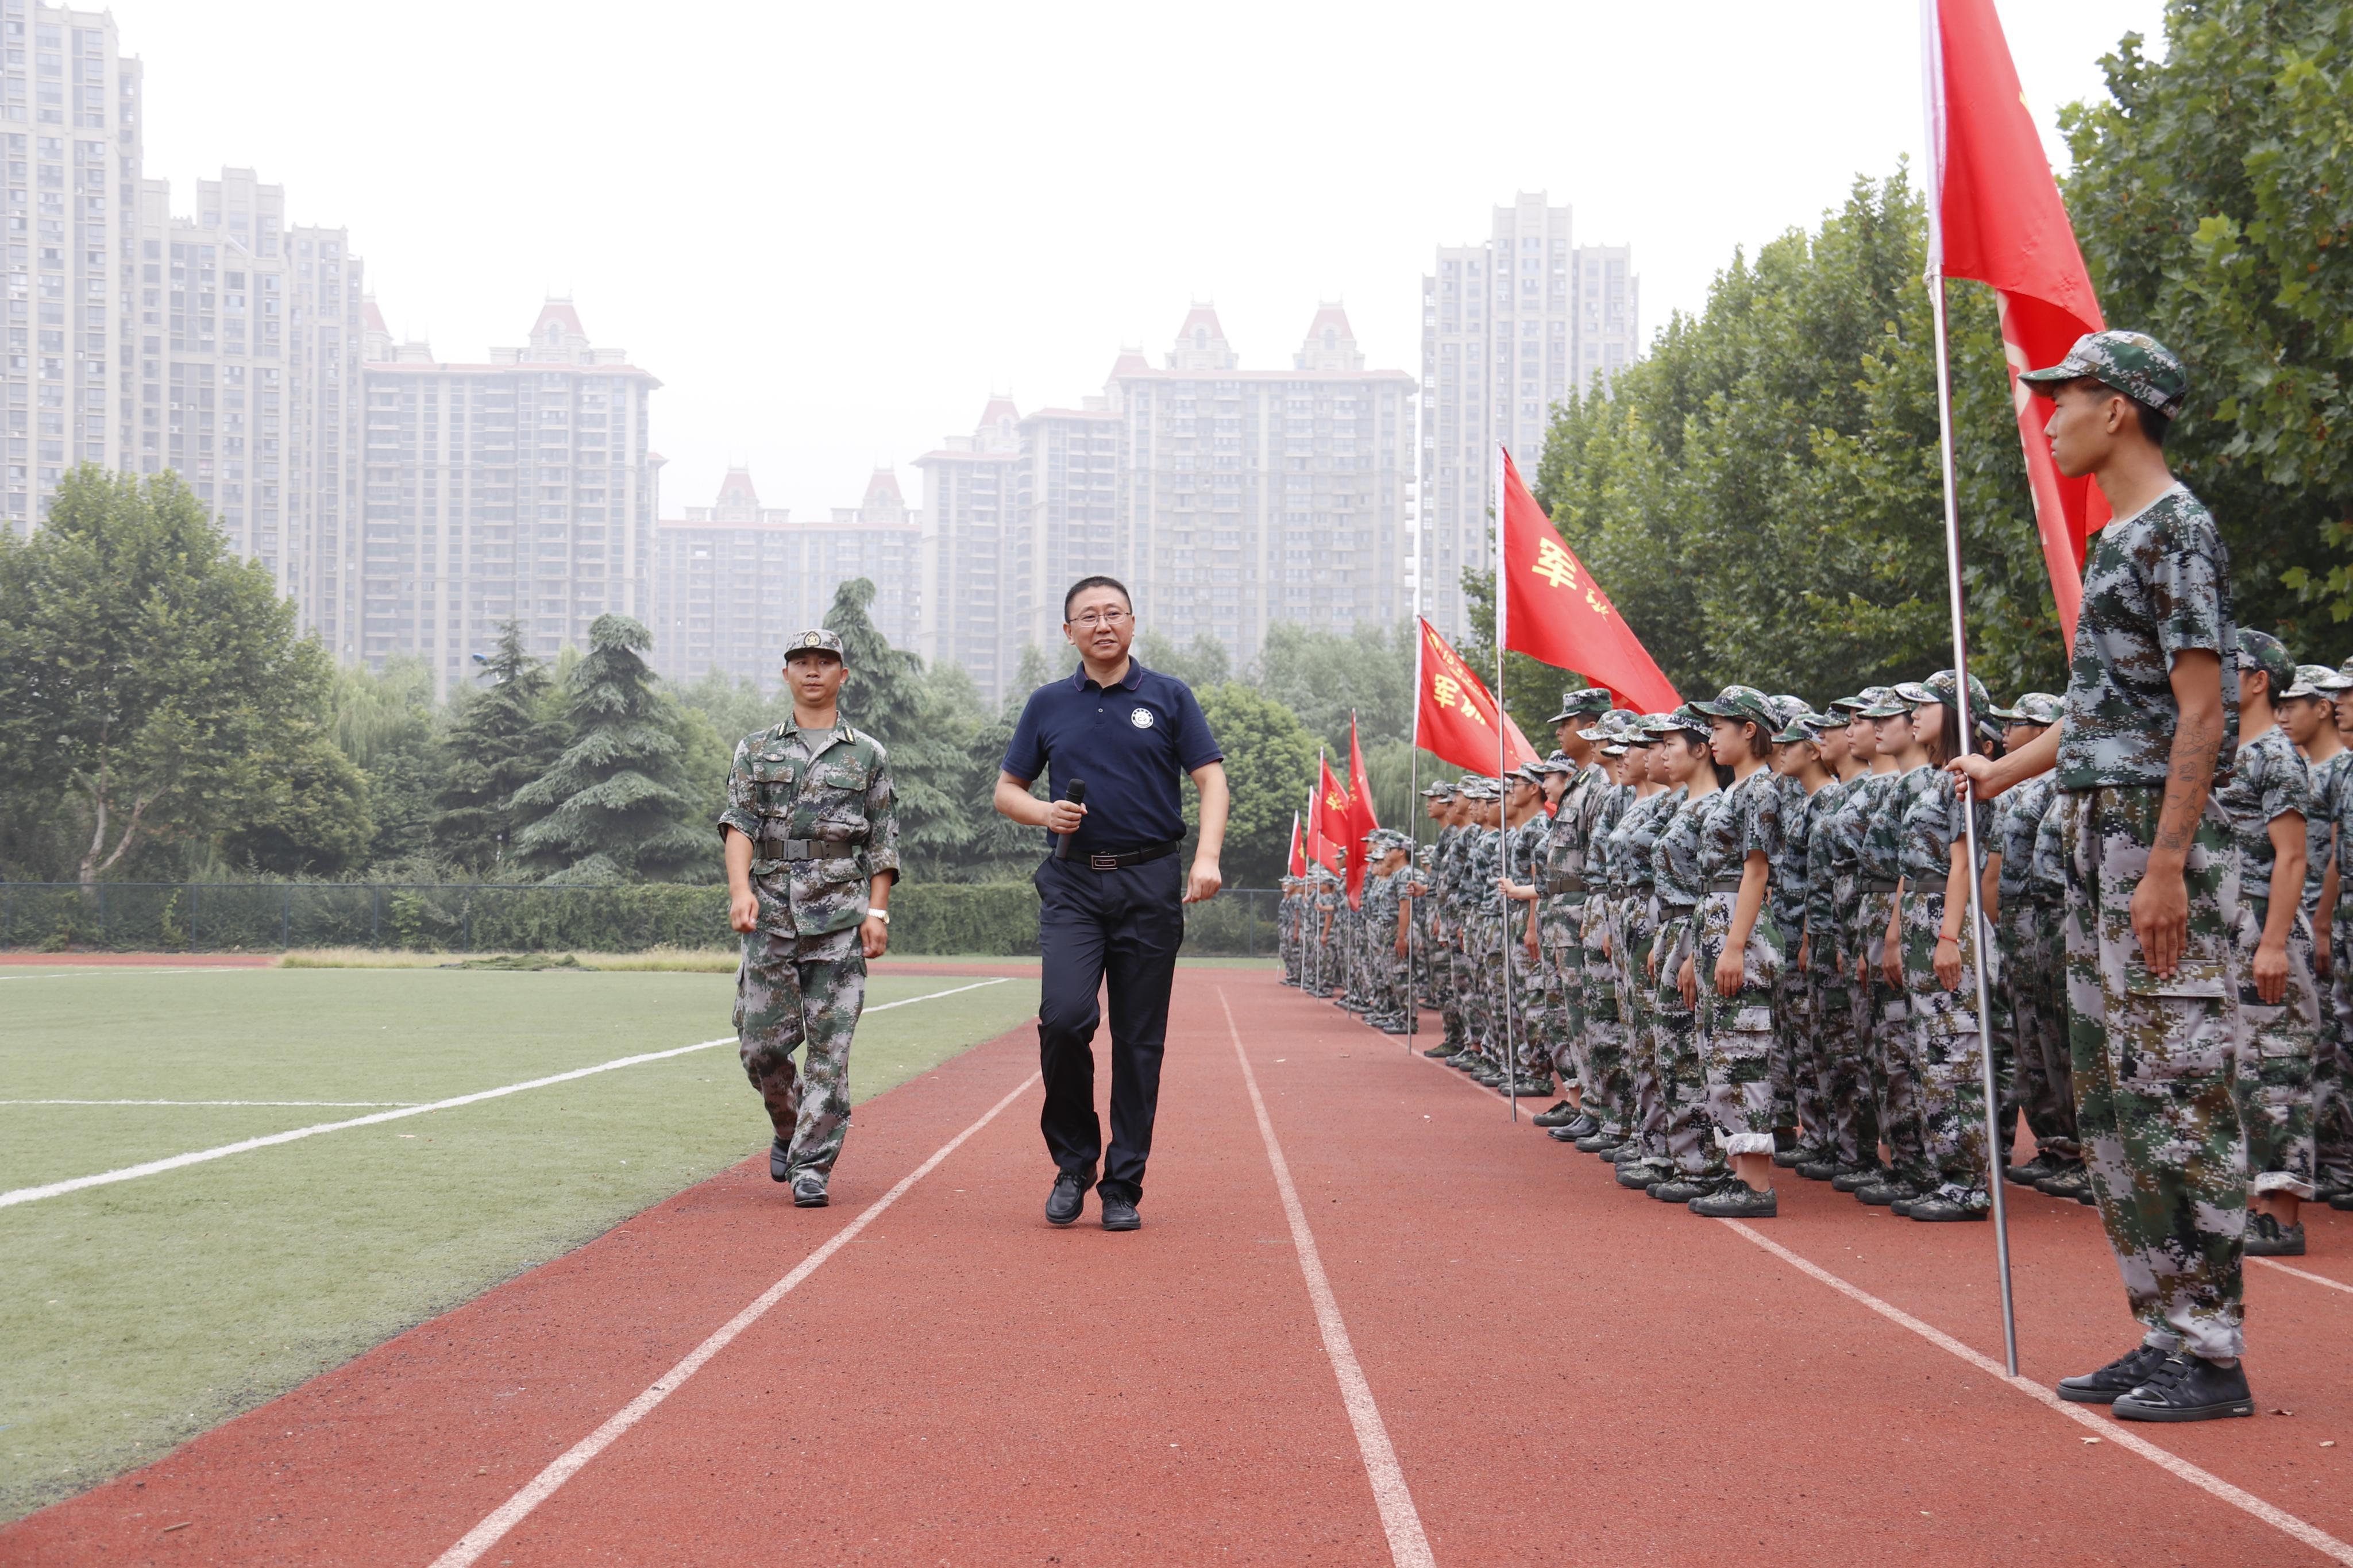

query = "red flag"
[
  {"left": 1311, "top": 755, "right": 1350, "bottom": 875},
  {"left": 1926, "top": 0, "right": 2108, "bottom": 644},
  {"left": 1413, "top": 616, "right": 1540, "bottom": 776},
  {"left": 1286, "top": 812, "right": 1306, "bottom": 879},
  {"left": 1344, "top": 714, "right": 1380, "bottom": 909},
  {"left": 1497, "top": 449, "right": 1681, "bottom": 715}
]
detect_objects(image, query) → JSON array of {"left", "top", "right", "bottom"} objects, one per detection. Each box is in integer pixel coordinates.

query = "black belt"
[
  {"left": 758, "top": 835, "right": 858, "bottom": 860},
  {"left": 1545, "top": 875, "right": 1587, "bottom": 895},
  {"left": 1658, "top": 899, "right": 1696, "bottom": 914},
  {"left": 1079, "top": 839, "right": 1183, "bottom": 871},
  {"left": 1704, "top": 877, "right": 1745, "bottom": 893},
  {"left": 1863, "top": 879, "right": 1900, "bottom": 894}
]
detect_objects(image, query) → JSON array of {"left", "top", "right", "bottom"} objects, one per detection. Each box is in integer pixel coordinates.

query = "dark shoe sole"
[
  {"left": 792, "top": 1190, "right": 829, "bottom": 1208},
  {"left": 2112, "top": 1396, "right": 2255, "bottom": 1423},
  {"left": 1046, "top": 1210, "right": 1081, "bottom": 1227},
  {"left": 2057, "top": 1383, "right": 2123, "bottom": 1405},
  {"left": 2244, "top": 1241, "right": 2306, "bottom": 1257},
  {"left": 1101, "top": 1214, "right": 1141, "bottom": 1232},
  {"left": 1617, "top": 1166, "right": 1662, "bottom": 1190}
]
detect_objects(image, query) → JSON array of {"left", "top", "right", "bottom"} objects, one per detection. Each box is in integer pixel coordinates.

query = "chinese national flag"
[
  {"left": 1286, "top": 812, "right": 1306, "bottom": 878},
  {"left": 1498, "top": 449, "right": 1681, "bottom": 716},
  {"left": 1311, "top": 756, "right": 1350, "bottom": 875},
  {"left": 1414, "top": 616, "right": 1540, "bottom": 776},
  {"left": 1344, "top": 713, "right": 1380, "bottom": 909},
  {"left": 1927, "top": 0, "right": 2107, "bottom": 644}
]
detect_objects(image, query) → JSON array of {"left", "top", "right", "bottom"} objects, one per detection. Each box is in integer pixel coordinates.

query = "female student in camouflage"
[
  {"left": 1985, "top": 693, "right": 2073, "bottom": 1191},
  {"left": 1647, "top": 706, "right": 1725, "bottom": 1204},
  {"left": 1602, "top": 723, "right": 1679, "bottom": 1184},
  {"left": 1851, "top": 688, "right": 1931, "bottom": 1208},
  {"left": 719, "top": 628, "right": 900, "bottom": 1211}
]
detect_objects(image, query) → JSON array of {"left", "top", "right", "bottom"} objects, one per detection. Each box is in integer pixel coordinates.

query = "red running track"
[{"left": 7, "top": 971, "right": 2353, "bottom": 1565}]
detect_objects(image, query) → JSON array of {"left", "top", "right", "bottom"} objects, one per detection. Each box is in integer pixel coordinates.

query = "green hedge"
[{"left": 0, "top": 882, "right": 1275, "bottom": 957}]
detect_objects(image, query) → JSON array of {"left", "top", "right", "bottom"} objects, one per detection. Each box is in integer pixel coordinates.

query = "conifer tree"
[{"left": 431, "top": 620, "right": 563, "bottom": 876}]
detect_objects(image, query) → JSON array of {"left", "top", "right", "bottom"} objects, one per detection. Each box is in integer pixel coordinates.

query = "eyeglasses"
[{"left": 1068, "top": 608, "right": 1131, "bottom": 629}]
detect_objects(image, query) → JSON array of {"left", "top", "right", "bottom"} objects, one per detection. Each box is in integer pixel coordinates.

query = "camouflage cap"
[
  {"left": 1856, "top": 682, "right": 1931, "bottom": 720},
  {"left": 1692, "top": 684, "right": 1775, "bottom": 727},
  {"left": 2238, "top": 628, "right": 2294, "bottom": 693},
  {"left": 1814, "top": 706, "right": 1853, "bottom": 729},
  {"left": 1826, "top": 693, "right": 1869, "bottom": 714},
  {"left": 1457, "top": 777, "right": 1500, "bottom": 799},
  {"left": 1421, "top": 780, "right": 1456, "bottom": 798},
  {"left": 2019, "top": 329, "right": 2188, "bottom": 420},
  {"left": 784, "top": 627, "right": 846, "bottom": 661},
  {"left": 1548, "top": 687, "right": 1614, "bottom": 724},
  {"left": 1510, "top": 762, "right": 1547, "bottom": 788},
  {"left": 1770, "top": 713, "right": 1827, "bottom": 746},
  {"left": 1766, "top": 694, "right": 1811, "bottom": 731},
  {"left": 1643, "top": 704, "right": 1712, "bottom": 740},
  {"left": 1541, "top": 749, "right": 1579, "bottom": 774},
  {"left": 2286, "top": 663, "right": 2353, "bottom": 700},
  {"left": 1922, "top": 668, "right": 1993, "bottom": 720},
  {"left": 1987, "top": 690, "right": 2063, "bottom": 725}
]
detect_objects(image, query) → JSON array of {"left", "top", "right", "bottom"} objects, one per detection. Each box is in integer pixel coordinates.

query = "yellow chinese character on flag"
[
  {"left": 1530, "top": 536, "right": 1580, "bottom": 592},
  {"left": 1432, "top": 674, "right": 1461, "bottom": 709}
]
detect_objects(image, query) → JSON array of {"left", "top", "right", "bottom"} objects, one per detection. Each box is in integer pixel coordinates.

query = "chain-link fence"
[{"left": 0, "top": 882, "right": 1282, "bottom": 959}]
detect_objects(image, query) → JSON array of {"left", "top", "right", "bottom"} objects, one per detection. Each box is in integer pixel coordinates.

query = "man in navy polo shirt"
[{"left": 996, "top": 575, "right": 1230, "bottom": 1232}]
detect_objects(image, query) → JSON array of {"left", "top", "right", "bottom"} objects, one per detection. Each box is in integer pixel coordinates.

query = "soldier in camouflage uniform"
[
  {"left": 2219, "top": 631, "right": 2318, "bottom": 1256},
  {"left": 1768, "top": 709, "right": 1838, "bottom": 1171},
  {"left": 1533, "top": 690, "right": 1618, "bottom": 1127},
  {"left": 1425, "top": 786, "right": 1473, "bottom": 1059},
  {"left": 1569, "top": 716, "right": 1638, "bottom": 1140},
  {"left": 720, "top": 627, "right": 900, "bottom": 1210},
  {"left": 1357, "top": 832, "right": 1411, "bottom": 1032},
  {"left": 1960, "top": 331, "right": 2256, "bottom": 1419},
  {"left": 2281, "top": 663, "right": 2353, "bottom": 1207},
  {"left": 1500, "top": 764, "right": 1557, "bottom": 1094},
  {"left": 2327, "top": 669, "right": 2353, "bottom": 1208},
  {"left": 1851, "top": 688, "right": 1931, "bottom": 1208},
  {"left": 1278, "top": 875, "right": 1302, "bottom": 986},
  {"left": 1598, "top": 719, "right": 1679, "bottom": 1187},
  {"left": 1457, "top": 782, "right": 1509, "bottom": 1083},
  {"left": 1985, "top": 693, "right": 2076, "bottom": 1194},
  {"left": 1643, "top": 706, "right": 1723, "bottom": 1202},
  {"left": 1794, "top": 705, "right": 1868, "bottom": 1182}
]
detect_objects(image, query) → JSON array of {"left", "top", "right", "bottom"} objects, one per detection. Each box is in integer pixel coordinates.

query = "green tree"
[
  {"left": 1137, "top": 629, "right": 1232, "bottom": 689},
  {"left": 431, "top": 621, "right": 564, "bottom": 876},
  {"left": 0, "top": 466, "right": 365, "bottom": 883},
  {"left": 510, "top": 615, "right": 703, "bottom": 883},
  {"left": 1253, "top": 621, "right": 1418, "bottom": 752},
  {"left": 823, "top": 576, "right": 983, "bottom": 872},
  {"left": 2061, "top": 3, "right": 2353, "bottom": 643},
  {"left": 329, "top": 656, "right": 448, "bottom": 869},
  {"left": 1186, "top": 681, "right": 1320, "bottom": 887}
]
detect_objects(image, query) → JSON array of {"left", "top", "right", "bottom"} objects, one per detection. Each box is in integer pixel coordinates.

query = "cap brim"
[{"left": 2017, "top": 361, "right": 2084, "bottom": 387}]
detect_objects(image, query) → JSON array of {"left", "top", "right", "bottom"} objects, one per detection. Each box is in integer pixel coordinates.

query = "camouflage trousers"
[
  {"left": 735, "top": 924, "right": 867, "bottom": 1181},
  {"left": 1505, "top": 909, "right": 1549, "bottom": 1082},
  {"left": 1776, "top": 945, "right": 1829, "bottom": 1154},
  {"left": 1437, "top": 924, "right": 1469, "bottom": 1051},
  {"left": 1898, "top": 890, "right": 1992, "bottom": 1205},
  {"left": 1857, "top": 892, "right": 1928, "bottom": 1185},
  {"left": 2324, "top": 916, "right": 2353, "bottom": 1192},
  {"left": 2061, "top": 786, "right": 2248, "bottom": 1361},
  {"left": 1540, "top": 899, "right": 1586, "bottom": 1090},
  {"left": 1808, "top": 950, "right": 1875, "bottom": 1167},
  {"left": 1695, "top": 890, "right": 1787, "bottom": 1158},
  {"left": 1653, "top": 912, "right": 1719, "bottom": 1178},
  {"left": 1622, "top": 899, "right": 1670, "bottom": 1168},
  {"left": 2234, "top": 894, "right": 2317, "bottom": 1200},
  {"left": 1462, "top": 915, "right": 1502, "bottom": 1062},
  {"left": 2001, "top": 900, "right": 2078, "bottom": 1161},
  {"left": 1580, "top": 897, "right": 1626, "bottom": 1130}
]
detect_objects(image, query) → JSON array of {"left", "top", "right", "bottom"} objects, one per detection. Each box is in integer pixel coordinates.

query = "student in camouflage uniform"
[
  {"left": 2281, "top": 664, "right": 2353, "bottom": 1207},
  {"left": 1770, "top": 709, "right": 1839, "bottom": 1172},
  {"left": 1460, "top": 783, "right": 1509, "bottom": 1084},
  {"left": 1985, "top": 693, "right": 2074, "bottom": 1192},
  {"left": 1278, "top": 875, "right": 1302, "bottom": 986},
  {"left": 1799, "top": 701, "right": 1878, "bottom": 1185},
  {"left": 1359, "top": 833, "right": 1414, "bottom": 1032},
  {"left": 2328, "top": 671, "right": 2353, "bottom": 1209},
  {"left": 1851, "top": 687, "right": 1931, "bottom": 1208},
  {"left": 1533, "top": 690, "right": 1618, "bottom": 1127},
  {"left": 1310, "top": 866, "right": 1344, "bottom": 998},
  {"left": 1762, "top": 695, "right": 1815, "bottom": 1160},
  {"left": 1500, "top": 767, "right": 1557, "bottom": 1094},
  {"left": 1645, "top": 706, "right": 1723, "bottom": 1203},
  {"left": 1571, "top": 718, "right": 1638, "bottom": 1139},
  {"left": 720, "top": 627, "right": 900, "bottom": 1210},
  {"left": 1600, "top": 720, "right": 1679, "bottom": 1186},
  {"left": 1425, "top": 787, "right": 1473, "bottom": 1059},
  {"left": 2219, "top": 631, "right": 2318, "bottom": 1256},
  {"left": 1959, "top": 331, "right": 2256, "bottom": 1420}
]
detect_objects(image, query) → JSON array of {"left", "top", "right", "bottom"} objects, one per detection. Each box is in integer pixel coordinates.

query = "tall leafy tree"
[
  {"left": 431, "top": 621, "right": 563, "bottom": 876},
  {"left": 1185, "top": 681, "right": 1320, "bottom": 887},
  {"left": 0, "top": 466, "right": 365, "bottom": 883},
  {"left": 1253, "top": 621, "right": 1417, "bottom": 752},
  {"left": 2061, "top": 2, "right": 2353, "bottom": 644},
  {"left": 329, "top": 656, "right": 448, "bottom": 870},
  {"left": 509, "top": 615, "right": 703, "bottom": 883},
  {"left": 823, "top": 576, "right": 983, "bottom": 871}
]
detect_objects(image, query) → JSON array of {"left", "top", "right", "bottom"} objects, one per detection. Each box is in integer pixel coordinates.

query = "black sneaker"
[
  {"left": 769, "top": 1136, "right": 790, "bottom": 1183},
  {"left": 1424, "top": 1041, "right": 1463, "bottom": 1059},
  {"left": 2245, "top": 1213, "right": 2307, "bottom": 1257},
  {"left": 1905, "top": 1194, "right": 1989, "bottom": 1222},
  {"left": 1689, "top": 1179, "right": 1777, "bottom": 1218},
  {"left": 1560, "top": 1114, "right": 1602, "bottom": 1140},
  {"left": 1573, "top": 1131, "right": 1619, "bottom": 1153},
  {"left": 1100, "top": 1192, "right": 1141, "bottom": 1231},
  {"left": 1830, "top": 1164, "right": 1884, "bottom": 1194},
  {"left": 2333, "top": 1191, "right": 2353, "bottom": 1211},
  {"left": 1532, "top": 1100, "right": 1577, "bottom": 1127},
  {"left": 1648, "top": 1176, "right": 1716, "bottom": 1203},
  {"left": 1545, "top": 1125, "right": 1583, "bottom": 1143},
  {"left": 2111, "top": 1354, "right": 2255, "bottom": 1423},
  {"left": 1046, "top": 1172, "right": 1087, "bottom": 1227},
  {"left": 1617, "top": 1164, "right": 1664, "bottom": 1189},
  {"left": 2005, "top": 1154, "right": 2057, "bottom": 1187},
  {"left": 1771, "top": 1149, "right": 1803, "bottom": 1169},
  {"left": 790, "top": 1172, "right": 829, "bottom": 1208},
  {"left": 2056, "top": 1342, "right": 2170, "bottom": 1405},
  {"left": 1795, "top": 1157, "right": 1842, "bottom": 1181}
]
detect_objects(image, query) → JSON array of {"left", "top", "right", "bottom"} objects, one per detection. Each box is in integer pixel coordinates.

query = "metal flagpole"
[
  {"left": 1928, "top": 267, "right": 2022, "bottom": 1378},
  {"left": 1495, "top": 441, "right": 1518, "bottom": 1123},
  {"left": 1407, "top": 634, "right": 1421, "bottom": 1049}
]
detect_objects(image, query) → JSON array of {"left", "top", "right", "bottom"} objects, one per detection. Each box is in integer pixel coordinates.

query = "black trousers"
[{"left": 1032, "top": 851, "right": 1186, "bottom": 1202}]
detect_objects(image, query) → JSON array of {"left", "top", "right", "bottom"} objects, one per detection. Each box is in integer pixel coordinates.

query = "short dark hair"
[
  {"left": 1063, "top": 575, "right": 1132, "bottom": 622},
  {"left": 2134, "top": 400, "right": 2172, "bottom": 448}
]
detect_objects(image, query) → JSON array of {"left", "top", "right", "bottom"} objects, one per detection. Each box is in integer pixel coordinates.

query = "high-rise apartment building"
[
  {"left": 917, "top": 305, "right": 1414, "bottom": 705},
  {"left": 649, "top": 466, "right": 920, "bottom": 690},
  {"left": 1418, "top": 192, "right": 1638, "bottom": 638},
  {"left": 358, "top": 300, "right": 660, "bottom": 693},
  {"left": 130, "top": 168, "right": 364, "bottom": 637},
  {"left": 0, "top": 1, "right": 142, "bottom": 537}
]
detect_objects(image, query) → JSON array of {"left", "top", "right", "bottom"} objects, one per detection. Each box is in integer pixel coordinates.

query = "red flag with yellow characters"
[
  {"left": 1414, "top": 616, "right": 1540, "bottom": 776},
  {"left": 1498, "top": 449, "right": 1680, "bottom": 716},
  {"left": 1310, "top": 755, "right": 1350, "bottom": 875},
  {"left": 1286, "top": 812, "right": 1306, "bottom": 879}
]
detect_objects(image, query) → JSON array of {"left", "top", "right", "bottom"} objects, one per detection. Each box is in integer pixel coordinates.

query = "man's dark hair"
[
  {"left": 1063, "top": 574, "right": 1132, "bottom": 622},
  {"left": 2134, "top": 401, "right": 2171, "bottom": 449}
]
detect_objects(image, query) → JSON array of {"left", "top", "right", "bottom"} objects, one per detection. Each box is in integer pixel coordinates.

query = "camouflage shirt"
[
  {"left": 2301, "top": 750, "right": 2350, "bottom": 925},
  {"left": 719, "top": 719, "right": 901, "bottom": 937},
  {"left": 2029, "top": 795, "right": 2066, "bottom": 905},
  {"left": 2216, "top": 723, "right": 2309, "bottom": 899},
  {"left": 2058, "top": 483, "right": 2239, "bottom": 791},
  {"left": 1698, "top": 767, "right": 1784, "bottom": 889},
  {"left": 1465, "top": 827, "right": 1504, "bottom": 916},
  {"left": 1855, "top": 771, "right": 1907, "bottom": 889},
  {"left": 1895, "top": 764, "right": 1984, "bottom": 886},
  {"left": 1542, "top": 762, "right": 1614, "bottom": 902},
  {"left": 1652, "top": 786, "right": 1714, "bottom": 909},
  {"left": 1994, "top": 773, "right": 2057, "bottom": 902},
  {"left": 1771, "top": 778, "right": 1815, "bottom": 932},
  {"left": 1614, "top": 789, "right": 1677, "bottom": 897},
  {"left": 1803, "top": 777, "right": 1849, "bottom": 939}
]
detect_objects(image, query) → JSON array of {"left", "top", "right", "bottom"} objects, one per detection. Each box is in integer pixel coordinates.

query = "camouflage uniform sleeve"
[
  {"left": 1805, "top": 793, "right": 1838, "bottom": 936},
  {"left": 718, "top": 735, "right": 762, "bottom": 842},
  {"left": 1746, "top": 773, "right": 1784, "bottom": 867},
  {"left": 2263, "top": 739, "right": 2309, "bottom": 832},
  {"left": 2148, "top": 504, "right": 2230, "bottom": 661},
  {"left": 862, "top": 736, "right": 901, "bottom": 877}
]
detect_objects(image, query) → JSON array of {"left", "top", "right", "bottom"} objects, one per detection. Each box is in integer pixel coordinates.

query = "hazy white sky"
[{"left": 113, "top": 0, "right": 2166, "bottom": 519}]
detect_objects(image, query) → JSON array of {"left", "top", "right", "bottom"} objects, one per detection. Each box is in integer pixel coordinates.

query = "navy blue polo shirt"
[{"left": 1002, "top": 659, "right": 1223, "bottom": 855}]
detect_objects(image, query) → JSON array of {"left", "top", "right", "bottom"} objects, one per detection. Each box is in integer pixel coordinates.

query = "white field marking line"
[
  {"left": 431, "top": 1067, "right": 1040, "bottom": 1568},
  {"left": 1719, "top": 1218, "right": 2353, "bottom": 1567},
  {"left": 2251, "top": 1256, "right": 2353, "bottom": 1297},
  {"left": 0, "top": 1099, "right": 421, "bottom": 1107},
  {"left": 1220, "top": 988, "right": 1436, "bottom": 1568},
  {"left": 0, "top": 967, "right": 239, "bottom": 980},
  {"left": 0, "top": 977, "right": 1009, "bottom": 1211}
]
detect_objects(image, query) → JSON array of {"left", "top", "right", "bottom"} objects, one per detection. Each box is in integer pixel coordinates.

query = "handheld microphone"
[{"left": 1053, "top": 779, "right": 1087, "bottom": 861}]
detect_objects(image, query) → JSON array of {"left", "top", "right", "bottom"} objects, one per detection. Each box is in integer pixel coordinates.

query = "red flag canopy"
[
  {"left": 1286, "top": 812, "right": 1305, "bottom": 879},
  {"left": 1498, "top": 449, "right": 1680, "bottom": 716},
  {"left": 1926, "top": 0, "right": 2108, "bottom": 644},
  {"left": 1311, "top": 755, "right": 1351, "bottom": 875},
  {"left": 1343, "top": 714, "right": 1380, "bottom": 909},
  {"left": 1413, "top": 616, "right": 1540, "bottom": 776}
]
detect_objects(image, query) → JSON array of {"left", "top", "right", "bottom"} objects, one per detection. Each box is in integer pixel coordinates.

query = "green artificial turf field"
[{"left": 0, "top": 964, "right": 1040, "bottom": 1521}]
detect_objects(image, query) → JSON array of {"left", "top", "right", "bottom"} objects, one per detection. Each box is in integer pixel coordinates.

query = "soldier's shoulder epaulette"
[{"left": 839, "top": 724, "right": 890, "bottom": 766}]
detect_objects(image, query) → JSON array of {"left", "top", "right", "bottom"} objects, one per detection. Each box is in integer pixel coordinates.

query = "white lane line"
[
  {"left": 0, "top": 1099, "right": 421, "bottom": 1107},
  {"left": 0, "top": 967, "right": 241, "bottom": 980},
  {"left": 1220, "top": 988, "right": 1435, "bottom": 1568},
  {"left": 431, "top": 1066, "right": 1040, "bottom": 1568},
  {"left": 2251, "top": 1256, "right": 2353, "bottom": 1297},
  {"left": 0, "top": 978, "right": 1010, "bottom": 1210},
  {"left": 1719, "top": 1219, "right": 2353, "bottom": 1566}
]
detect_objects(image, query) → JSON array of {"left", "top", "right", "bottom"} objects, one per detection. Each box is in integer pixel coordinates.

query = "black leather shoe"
[
  {"left": 1046, "top": 1172, "right": 1087, "bottom": 1227},
  {"left": 1532, "top": 1100, "right": 1577, "bottom": 1127},
  {"left": 1100, "top": 1192, "right": 1141, "bottom": 1231},
  {"left": 1545, "top": 1125, "right": 1583, "bottom": 1142},
  {"left": 2111, "top": 1354, "right": 2255, "bottom": 1423},
  {"left": 1560, "top": 1114, "right": 1602, "bottom": 1140},
  {"left": 2057, "top": 1342, "right": 2170, "bottom": 1404},
  {"left": 769, "top": 1137, "right": 790, "bottom": 1183}
]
